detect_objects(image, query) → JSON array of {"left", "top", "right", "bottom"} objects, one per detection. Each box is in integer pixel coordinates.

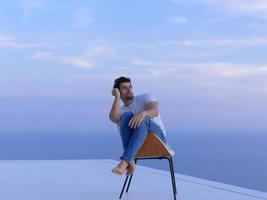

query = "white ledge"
[{"left": 0, "top": 159, "right": 266, "bottom": 200}]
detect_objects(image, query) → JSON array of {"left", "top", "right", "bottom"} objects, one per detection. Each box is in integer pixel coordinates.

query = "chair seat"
[{"left": 136, "top": 132, "right": 175, "bottom": 158}]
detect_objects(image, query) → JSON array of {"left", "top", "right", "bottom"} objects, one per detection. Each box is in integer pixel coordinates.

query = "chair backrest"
[{"left": 136, "top": 132, "right": 175, "bottom": 158}]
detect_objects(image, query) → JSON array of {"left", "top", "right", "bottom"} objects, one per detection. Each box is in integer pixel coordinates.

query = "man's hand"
[
  {"left": 128, "top": 111, "right": 145, "bottom": 129},
  {"left": 112, "top": 88, "right": 120, "bottom": 99}
]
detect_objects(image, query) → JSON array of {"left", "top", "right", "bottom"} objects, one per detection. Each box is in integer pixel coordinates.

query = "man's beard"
[
  {"left": 125, "top": 93, "right": 134, "bottom": 101},
  {"left": 125, "top": 94, "right": 134, "bottom": 101}
]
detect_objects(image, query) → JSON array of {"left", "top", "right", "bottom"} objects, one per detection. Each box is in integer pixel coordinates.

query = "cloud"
[
  {"left": 0, "top": 32, "right": 114, "bottom": 69},
  {"left": 127, "top": 58, "right": 267, "bottom": 94},
  {"left": 73, "top": 73, "right": 123, "bottom": 80},
  {"left": 31, "top": 52, "right": 95, "bottom": 68},
  {"left": 72, "top": 9, "right": 93, "bottom": 28},
  {"left": 72, "top": 58, "right": 267, "bottom": 95},
  {"left": 72, "top": 71, "right": 159, "bottom": 81},
  {"left": 167, "top": 16, "right": 188, "bottom": 24},
  {"left": 204, "top": 15, "right": 240, "bottom": 23},
  {"left": 81, "top": 44, "right": 114, "bottom": 58},
  {"left": 170, "top": 0, "right": 267, "bottom": 18},
  {"left": 20, "top": 0, "right": 52, "bottom": 20},
  {"left": 172, "top": 37, "right": 267, "bottom": 47},
  {"left": 0, "top": 35, "right": 17, "bottom": 47},
  {"left": 31, "top": 43, "right": 115, "bottom": 68},
  {"left": 20, "top": 0, "right": 52, "bottom": 12},
  {"left": 175, "top": 51, "right": 224, "bottom": 57},
  {"left": 195, "top": 0, "right": 267, "bottom": 17},
  {"left": 130, "top": 58, "right": 267, "bottom": 78},
  {"left": 199, "top": 63, "right": 267, "bottom": 77},
  {"left": 0, "top": 33, "right": 60, "bottom": 49}
]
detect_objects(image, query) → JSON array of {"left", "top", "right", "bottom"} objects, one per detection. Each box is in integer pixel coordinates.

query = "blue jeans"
[{"left": 119, "top": 112, "right": 167, "bottom": 163}]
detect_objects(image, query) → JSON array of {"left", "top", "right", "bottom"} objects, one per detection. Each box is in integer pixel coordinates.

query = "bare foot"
[
  {"left": 111, "top": 160, "right": 129, "bottom": 175},
  {"left": 126, "top": 161, "right": 136, "bottom": 176}
]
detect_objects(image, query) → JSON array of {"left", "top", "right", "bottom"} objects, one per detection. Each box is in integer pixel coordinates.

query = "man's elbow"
[
  {"left": 146, "top": 102, "right": 159, "bottom": 117},
  {"left": 109, "top": 115, "right": 120, "bottom": 123},
  {"left": 111, "top": 118, "right": 120, "bottom": 123},
  {"left": 154, "top": 108, "right": 159, "bottom": 117}
]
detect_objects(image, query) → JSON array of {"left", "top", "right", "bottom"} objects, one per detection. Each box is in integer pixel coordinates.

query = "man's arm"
[
  {"left": 128, "top": 101, "right": 159, "bottom": 129},
  {"left": 143, "top": 101, "right": 159, "bottom": 118},
  {"left": 109, "top": 88, "right": 121, "bottom": 123}
]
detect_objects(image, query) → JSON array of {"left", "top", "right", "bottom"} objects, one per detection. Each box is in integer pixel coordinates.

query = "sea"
[{"left": 0, "top": 130, "right": 266, "bottom": 193}]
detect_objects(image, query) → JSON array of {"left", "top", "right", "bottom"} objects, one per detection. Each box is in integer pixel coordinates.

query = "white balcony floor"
[{"left": 0, "top": 159, "right": 266, "bottom": 200}]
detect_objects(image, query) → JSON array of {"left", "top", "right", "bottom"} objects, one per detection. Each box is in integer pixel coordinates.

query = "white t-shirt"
[{"left": 120, "top": 93, "right": 166, "bottom": 136}]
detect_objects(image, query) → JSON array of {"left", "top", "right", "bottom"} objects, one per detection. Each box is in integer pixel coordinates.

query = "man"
[{"left": 109, "top": 77, "right": 167, "bottom": 175}]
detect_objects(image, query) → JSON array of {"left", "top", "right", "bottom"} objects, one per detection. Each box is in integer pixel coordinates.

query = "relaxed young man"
[{"left": 109, "top": 77, "right": 167, "bottom": 175}]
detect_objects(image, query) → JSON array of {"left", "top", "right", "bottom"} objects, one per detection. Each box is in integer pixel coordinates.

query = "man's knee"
[{"left": 120, "top": 112, "right": 134, "bottom": 124}]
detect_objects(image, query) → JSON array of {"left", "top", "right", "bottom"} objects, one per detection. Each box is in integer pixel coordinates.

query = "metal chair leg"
[
  {"left": 119, "top": 175, "right": 129, "bottom": 199},
  {"left": 119, "top": 159, "right": 138, "bottom": 199},
  {"left": 170, "top": 157, "right": 177, "bottom": 194},
  {"left": 126, "top": 159, "right": 137, "bottom": 193},
  {"left": 118, "top": 157, "right": 177, "bottom": 200},
  {"left": 126, "top": 174, "right": 134, "bottom": 193},
  {"left": 167, "top": 157, "right": 177, "bottom": 200}
]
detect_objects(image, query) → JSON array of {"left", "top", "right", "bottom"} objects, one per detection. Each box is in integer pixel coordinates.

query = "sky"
[{"left": 0, "top": 0, "right": 267, "bottom": 134}]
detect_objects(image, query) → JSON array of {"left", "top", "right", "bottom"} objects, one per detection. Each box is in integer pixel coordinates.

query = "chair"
[{"left": 118, "top": 132, "right": 177, "bottom": 200}]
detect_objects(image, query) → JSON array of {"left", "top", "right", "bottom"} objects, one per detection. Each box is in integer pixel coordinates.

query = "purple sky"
[{"left": 1, "top": 0, "right": 267, "bottom": 134}]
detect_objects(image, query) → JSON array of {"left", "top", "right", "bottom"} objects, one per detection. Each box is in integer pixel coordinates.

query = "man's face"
[{"left": 119, "top": 82, "right": 134, "bottom": 101}]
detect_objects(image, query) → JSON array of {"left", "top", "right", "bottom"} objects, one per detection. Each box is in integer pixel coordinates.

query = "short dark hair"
[{"left": 113, "top": 76, "right": 131, "bottom": 89}]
